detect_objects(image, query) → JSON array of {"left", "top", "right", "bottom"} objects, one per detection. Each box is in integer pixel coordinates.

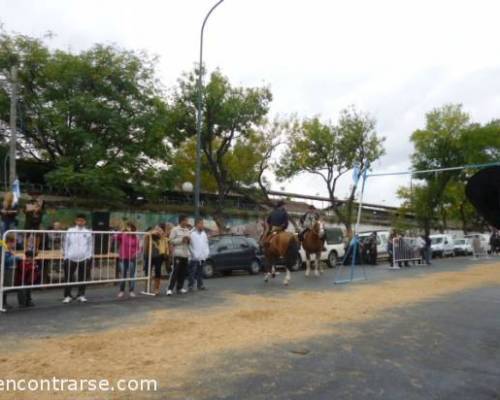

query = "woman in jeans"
[
  {"left": 143, "top": 226, "right": 169, "bottom": 295},
  {"left": 115, "top": 222, "right": 141, "bottom": 298}
]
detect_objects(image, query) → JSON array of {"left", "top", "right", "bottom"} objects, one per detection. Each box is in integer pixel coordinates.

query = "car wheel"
[
  {"left": 248, "top": 260, "right": 261, "bottom": 275},
  {"left": 291, "top": 253, "right": 302, "bottom": 272},
  {"left": 203, "top": 261, "right": 215, "bottom": 279},
  {"left": 327, "top": 251, "right": 337, "bottom": 268}
]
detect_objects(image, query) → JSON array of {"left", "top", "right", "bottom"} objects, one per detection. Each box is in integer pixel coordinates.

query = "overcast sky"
[{"left": 2, "top": 0, "right": 500, "bottom": 206}]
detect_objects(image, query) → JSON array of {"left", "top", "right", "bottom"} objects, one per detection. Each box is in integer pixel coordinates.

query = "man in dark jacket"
[{"left": 266, "top": 201, "right": 289, "bottom": 235}]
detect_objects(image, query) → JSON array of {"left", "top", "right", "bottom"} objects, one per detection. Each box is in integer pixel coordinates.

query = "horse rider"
[
  {"left": 265, "top": 200, "right": 289, "bottom": 238},
  {"left": 298, "top": 205, "right": 320, "bottom": 242}
]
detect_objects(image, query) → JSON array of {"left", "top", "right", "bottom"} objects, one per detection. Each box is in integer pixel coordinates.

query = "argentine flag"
[{"left": 12, "top": 179, "right": 21, "bottom": 206}]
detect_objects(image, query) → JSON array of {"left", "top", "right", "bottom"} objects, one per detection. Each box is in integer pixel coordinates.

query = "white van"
[
  {"left": 358, "top": 230, "right": 390, "bottom": 260},
  {"left": 430, "top": 234, "right": 455, "bottom": 257},
  {"left": 298, "top": 227, "right": 345, "bottom": 268}
]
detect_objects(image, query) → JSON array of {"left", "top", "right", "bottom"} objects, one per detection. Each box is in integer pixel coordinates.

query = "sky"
[{"left": 2, "top": 0, "right": 500, "bottom": 206}]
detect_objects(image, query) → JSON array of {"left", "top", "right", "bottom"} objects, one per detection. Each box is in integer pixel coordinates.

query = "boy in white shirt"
[
  {"left": 62, "top": 214, "right": 93, "bottom": 303},
  {"left": 188, "top": 218, "right": 210, "bottom": 291}
]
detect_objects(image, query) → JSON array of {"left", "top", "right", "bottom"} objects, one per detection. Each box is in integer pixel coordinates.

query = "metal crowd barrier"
[
  {"left": 471, "top": 238, "right": 489, "bottom": 260},
  {"left": 0, "top": 230, "right": 153, "bottom": 311},
  {"left": 392, "top": 237, "right": 423, "bottom": 267}
]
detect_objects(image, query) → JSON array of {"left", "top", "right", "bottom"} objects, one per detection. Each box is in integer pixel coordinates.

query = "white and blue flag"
[{"left": 12, "top": 179, "right": 21, "bottom": 206}]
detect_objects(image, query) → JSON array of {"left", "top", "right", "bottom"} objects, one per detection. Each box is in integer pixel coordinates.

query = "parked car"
[
  {"left": 358, "top": 230, "right": 390, "bottom": 260},
  {"left": 203, "top": 235, "right": 264, "bottom": 278},
  {"left": 297, "top": 227, "right": 345, "bottom": 268},
  {"left": 453, "top": 238, "right": 473, "bottom": 256},
  {"left": 430, "top": 234, "right": 455, "bottom": 257}
]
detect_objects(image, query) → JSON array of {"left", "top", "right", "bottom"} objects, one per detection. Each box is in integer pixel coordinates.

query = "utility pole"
[
  {"left": 9, "top": 65, "right": 17, "bottom": 188},
  {"left": 194, "top": 0, "right": 225, "bottom": 218}
]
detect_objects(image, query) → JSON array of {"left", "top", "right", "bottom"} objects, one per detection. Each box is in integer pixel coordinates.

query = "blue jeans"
[
  {"left": 188, "top": 260, "right": 204, "bottom": 289},
  {"left": 120, "top": 259, "right": 137, "bottom": 292}
]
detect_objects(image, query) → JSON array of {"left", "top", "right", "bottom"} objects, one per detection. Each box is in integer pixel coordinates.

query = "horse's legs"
[
  {"left": 314, "top": 253, "right": 320, "bottom": 276},
  {"left": 264, "top": 259, "right": 271, "bottom": 282},
  {"left": 317, "top": 252, "right": 323, "bottom": 274},
  {"left": 284, "top": 268, "right": 291, "bottom": 286},
  {"left": 305, "top": 253, "right": 311, "bottom": 277}
]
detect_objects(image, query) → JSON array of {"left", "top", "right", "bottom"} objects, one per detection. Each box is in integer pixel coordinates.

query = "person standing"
[
  {"left": 368, "top": 232, "right": 378, "bottom": 265},
  {"left": 115, "top": 222, "right": 141, "bottom": 298},
  {"left": 2, "top": 235, "right": 20, "bottom": 310},
  {"left": 62, "top": 214, "right": 93, "bottom": 304},
  {"left": 188, "top": 218, "right": 210, "bottom": 291},
  {"left": 1, "top": 192, "right": 18, "bottom": 234},
  {"left": 147, "top": 226, "right": 169, "bottom": 295},
  {"left": 423, "top": 234, "right": 432, "bottom": 265},
  {"left": 167, "top": 215, "right": 191, "bottom": 296},
  {"left": 24, "top": 197, "right": 44, "bottom": 230}
]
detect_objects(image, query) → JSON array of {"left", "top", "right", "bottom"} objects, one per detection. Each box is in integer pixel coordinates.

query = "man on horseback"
[
  {"left": 299, "top": 205, "right": 320, "bottom": 242},
  {"left": 262, "top": 200, "right": 298, "bottom": 286}
]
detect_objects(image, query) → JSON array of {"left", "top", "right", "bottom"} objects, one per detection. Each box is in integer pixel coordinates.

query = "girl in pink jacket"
[{"left": 115, "top": 222, "right": 141, "bottom": 298}]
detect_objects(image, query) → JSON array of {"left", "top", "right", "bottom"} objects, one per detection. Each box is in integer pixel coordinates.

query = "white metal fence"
[
  {"left": 392, "top": 237, "right": 423, "bottom": 267},
  {"left": 0, "top": 230, "right": 153, "bottom": 311},
  {"left": 471, "top": 237, "right": 489, "bottom": 260}
]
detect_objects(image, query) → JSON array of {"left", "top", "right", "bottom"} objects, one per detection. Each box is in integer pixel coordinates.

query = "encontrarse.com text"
[{"left": 0, "top": 378, "right": 158, "bottom": 392}]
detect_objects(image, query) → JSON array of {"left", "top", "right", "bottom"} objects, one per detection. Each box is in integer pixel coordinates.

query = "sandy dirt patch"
[{"left": 1, "top": 263, "right": 499, "bottom": 399}]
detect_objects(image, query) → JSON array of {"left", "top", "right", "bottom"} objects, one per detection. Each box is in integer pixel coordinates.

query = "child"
[
  {"left": 2, "top": 235, "right": 20, "bottom": 310},
  {"left": 16, "top": 250, "right": 39, "bottom": 307}
]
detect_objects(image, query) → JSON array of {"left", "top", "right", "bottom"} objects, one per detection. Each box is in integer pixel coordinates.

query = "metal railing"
[
  {"left": 0, "top": 230, "right": 153, "bottom": 311},
  {"left": 391, "top": 237, "right": 423, "bottom": 267}
]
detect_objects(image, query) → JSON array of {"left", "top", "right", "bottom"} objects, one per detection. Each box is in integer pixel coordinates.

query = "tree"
[
  {"left": 169, "top": 69, "right": 272, "bottom": 229},
  {"left": 0, "top": 30, "right": 172, "bottom": 199},
  {"left": 407, "top": 104, "right": 500, "bottom": 234},
  {"left": 276, "top": 107, "right": 385, "bottom": 236},
  {"left": 397, "top": 182, "right": 440, "bottom": 236}
]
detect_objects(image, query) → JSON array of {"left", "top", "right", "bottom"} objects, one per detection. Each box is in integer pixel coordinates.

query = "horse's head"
[{"left": 312, "top": 220, "right": 325, "bottom": 237}]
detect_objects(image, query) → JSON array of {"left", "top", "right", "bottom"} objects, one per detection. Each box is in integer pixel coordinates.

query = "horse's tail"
[{"left": 284, "top": 235, "right": 299, "bottom": 269}]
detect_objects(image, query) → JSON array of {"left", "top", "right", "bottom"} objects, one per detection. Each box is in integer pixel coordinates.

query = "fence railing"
[
  {"left": 0, "top": 230, "right": 153, "bottom": 311},
  {"left": 392, "top": 237, "right": 423, "bottom": 267},
  {"left": 471, "top": 239, "right": 489, "bottom": 259}
]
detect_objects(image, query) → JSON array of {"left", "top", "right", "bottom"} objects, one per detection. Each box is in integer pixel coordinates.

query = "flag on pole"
[
  {"left": 352, "top": 163, "right": 361, "bottom": 185},
  {"left": 12, "top": 179, "right": 21, "bottom": 206}
]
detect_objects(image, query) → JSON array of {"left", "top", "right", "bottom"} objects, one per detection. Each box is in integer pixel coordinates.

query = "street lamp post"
[{"left": 194, "top": 0, "right": 224, "bottom": 219}]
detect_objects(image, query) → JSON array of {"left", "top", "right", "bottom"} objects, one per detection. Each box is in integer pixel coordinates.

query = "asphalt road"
[{"left": 1, "top": 256, "right": 499, "bottom": 400}]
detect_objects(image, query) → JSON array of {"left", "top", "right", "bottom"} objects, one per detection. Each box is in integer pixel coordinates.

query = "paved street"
[{"left": 1, "top": 256, "right": 499, "bottom": 400}]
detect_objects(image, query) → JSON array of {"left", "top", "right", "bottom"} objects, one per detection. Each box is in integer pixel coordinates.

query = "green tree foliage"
[
  {"left": 276, "top": 107, "right": 385, "bottom": 236},
  {"left": 169, "top": 69, "right": 272, "bottom": 228},
  {"left": 0, "top": 30, "right": 171, "bottom": 199},
  {"left": 401, "top": 104, "right": 500, "bottom": 234}
]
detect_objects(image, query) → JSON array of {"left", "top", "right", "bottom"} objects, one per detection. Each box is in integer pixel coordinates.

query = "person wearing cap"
[
  {"left": 62, "top": 214, "right": 93, "bottom": 304},
  {"left": 299, "top": 205, "right": 321, "bottom": 242},
  {"left": 265, "top": 200, "right": 289, "bottom": 237}
]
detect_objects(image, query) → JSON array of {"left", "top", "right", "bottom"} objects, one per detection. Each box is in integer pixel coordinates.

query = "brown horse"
[
  {"left": 261, "top": 230, "right": 299, "bottom": 285},
  {"left": 302, "top": 220, "right": 325, "bottom": 277}
]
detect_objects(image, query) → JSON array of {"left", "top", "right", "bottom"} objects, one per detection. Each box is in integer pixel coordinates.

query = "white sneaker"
[
  {"left": 129, "top": 291, "right": 136, "bottom": 298},
  {"left": 62, "top": 296, "right": 72, "bottom": 304},
  {"left": 166, "top": 289, "right": 173, "bottom": 296},
  {"left": 117, "top": 291, "right": 125, "bottom": 298},
  {"left": 180, "top": 288, "right": 188, "bottom": 294},
  {"left": 77, "top": 296, "right": 88, "bottom": 303}
]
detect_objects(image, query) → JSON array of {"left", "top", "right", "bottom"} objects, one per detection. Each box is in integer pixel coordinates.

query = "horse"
[
  {"left": 261, "top": 229, "right": 299, "bottom": 286},
  {"left": 301, "top": 220, "right": 325, "bottom": 277}
]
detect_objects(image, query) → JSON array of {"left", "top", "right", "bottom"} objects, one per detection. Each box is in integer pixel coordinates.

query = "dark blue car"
[{"left": 203, "top": 235, "right": 264, "bottom": 278}]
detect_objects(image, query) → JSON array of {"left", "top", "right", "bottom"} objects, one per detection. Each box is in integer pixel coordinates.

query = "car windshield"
[
  {"left": 454, "top": 239, "right": 465, "bottom": 245},
  {"left": 431, "top": 237, "right": 443, "bottom": 244}
]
